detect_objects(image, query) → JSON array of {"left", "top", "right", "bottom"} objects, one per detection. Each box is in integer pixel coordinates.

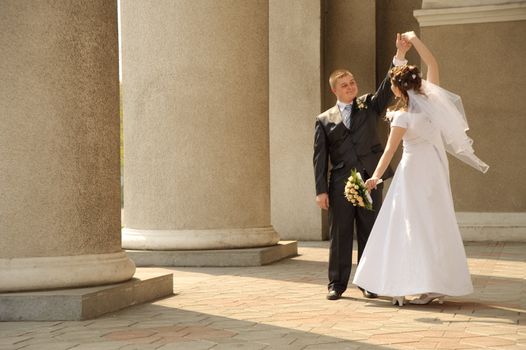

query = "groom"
[{"left": 313, "top": 35, "right": 411, "bottom": 300}]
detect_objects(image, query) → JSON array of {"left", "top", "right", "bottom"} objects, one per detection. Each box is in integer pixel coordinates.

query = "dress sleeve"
[{"left": 390, "top": 111, "right": 409, "bottom": 129}]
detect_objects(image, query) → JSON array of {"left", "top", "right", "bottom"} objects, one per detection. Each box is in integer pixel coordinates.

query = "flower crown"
[{"left": 396, "top": 72, "right": 421, "bottom": 88}]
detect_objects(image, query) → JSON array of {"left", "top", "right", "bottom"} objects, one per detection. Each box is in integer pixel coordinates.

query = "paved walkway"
[{"left": 0, "top": 241, "right": 524, "bottom": 350}]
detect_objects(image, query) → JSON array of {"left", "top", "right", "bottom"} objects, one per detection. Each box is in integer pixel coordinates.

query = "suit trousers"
[{"left": 327, "top": 175, "right": 383, "bottom": 293}]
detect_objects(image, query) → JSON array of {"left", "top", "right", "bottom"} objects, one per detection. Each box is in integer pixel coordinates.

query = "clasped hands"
[
  {"left": 316, "top": 176, "right": 381, "bottom": 210},
  {"left": 365, "top": 177, "right": 381, "bottom": 192},
  {"left": 396, "top": 31, "right": 417, "bottom": 53}
]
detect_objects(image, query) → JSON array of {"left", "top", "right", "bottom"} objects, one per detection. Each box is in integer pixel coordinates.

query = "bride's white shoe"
[
  {"left": 391, "top": 296, "right": 405, "bottom": 306},
  {"left": 409, "top": 293, "right": 445, "bottom": 305}
]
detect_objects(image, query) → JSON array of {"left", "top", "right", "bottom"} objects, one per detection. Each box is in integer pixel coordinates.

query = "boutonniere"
[{"left": 356, "top": 98, "right": 367, "bottom": 110}]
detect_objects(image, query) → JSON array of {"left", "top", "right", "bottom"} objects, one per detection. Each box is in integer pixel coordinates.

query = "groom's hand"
[{"left": 316, "top": 193, "right": 329, "bottom": 210}]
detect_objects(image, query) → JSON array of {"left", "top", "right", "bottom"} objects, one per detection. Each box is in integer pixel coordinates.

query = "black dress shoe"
[
  {"left": 326, "top": 289, "right": 342, "bottom": 300},
  {"left": 359, "top": 287, "right": 378, "bottom": 299}
]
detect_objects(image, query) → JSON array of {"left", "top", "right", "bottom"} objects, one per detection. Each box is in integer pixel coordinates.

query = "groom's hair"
[{"left": 329, "top": 69, "right": 352, "bottom": 89}]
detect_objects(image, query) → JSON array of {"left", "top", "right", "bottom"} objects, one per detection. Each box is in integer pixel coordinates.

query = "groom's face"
[{"left": 332, "top": 74, "right": 358, "bottom": 104}]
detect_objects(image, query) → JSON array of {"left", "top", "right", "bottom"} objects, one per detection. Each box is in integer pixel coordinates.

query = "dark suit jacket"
[{"left": 313, "top": 66, "right": 395, "bottom": 195}]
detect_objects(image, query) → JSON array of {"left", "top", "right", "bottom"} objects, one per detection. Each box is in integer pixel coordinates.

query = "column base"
[
  {"left": 126, "top": 240, "right": 298, "bottom": 267},
  {"left": 457, "top": 212, "right": 526, "bottom": 242},
  {"left": 0, "top": 251, "right": 136, "bottom": 292},
  {"left": 0, "top": 273, "right": 173, "bottom": 321},
  {"left": 122, "top": 226, "right": 280, "bottom": 250}
]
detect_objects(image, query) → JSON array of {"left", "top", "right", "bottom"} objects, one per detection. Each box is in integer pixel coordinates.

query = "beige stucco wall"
[
  {"left": 0, "top": 1, "right": 122, "bottom": 258},
  {"left": 269, "top": 0, "right": 322, "bottom": 240},
  {"left": 420, "top": 20, "right": 526, "bottom": 212}
]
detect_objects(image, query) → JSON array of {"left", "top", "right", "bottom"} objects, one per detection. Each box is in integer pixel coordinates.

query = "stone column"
[
  {"left": 269, "top": 0, "right": 323, "bottom": 240},
  {"left": 320, "top": 0, "right": 377, "bottom": 238},
  {"left": 323, "top": 0, "right": 377, "bottom": 110},
  {"left": 0, "top": 1, "right": 135, "bottom": 292},
  {"left": 121, "top": 1, "right": 286, "bottom": 255},
  {"left": 414, "top": 0, "right": 526, "bottom": 240},
  {"left": 270, "top": 1, "right": 388, "bottom": 240}
]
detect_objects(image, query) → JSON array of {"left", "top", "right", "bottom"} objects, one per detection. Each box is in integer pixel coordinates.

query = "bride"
[{"left": 352, "top": 31, "right": 489, "bottom": 306}]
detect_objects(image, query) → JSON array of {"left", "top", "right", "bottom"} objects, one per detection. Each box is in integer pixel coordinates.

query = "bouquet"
[{"left": 344, "top": 169, "right": 381, "bottom": 211}]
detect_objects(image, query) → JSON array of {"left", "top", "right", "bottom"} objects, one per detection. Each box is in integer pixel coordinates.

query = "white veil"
[{"left": 407, "top": 80, "right": 489, "bottom": 173}]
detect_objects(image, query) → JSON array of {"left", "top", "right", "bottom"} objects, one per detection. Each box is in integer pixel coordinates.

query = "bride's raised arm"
[{"left": 402, "top": 31, "right": 439, "bottom": 86}]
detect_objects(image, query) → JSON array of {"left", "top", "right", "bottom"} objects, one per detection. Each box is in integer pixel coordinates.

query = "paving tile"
[
  {"left": 70, "top": 342, "right": 130, "bottom": 349},
  {"left": 118, "top": 345, "right": 164, "bottom": 350},
  {"left": 154, "top": 340, "right": 217, "bottom": 350},
  {"left": 302, "top": 342, "right": 363, "bottom": 349},
  {"left": 0, "top": 336, "right": 33, "bottom": 347},
  {"left": 460, "top": 336, "right": 516, "bottom": 347},
  {"left": 15, "top": 342, "right": 79, "bottom": 350},
  {"left": 209, "top": 342, "right": 268, "bottom": 350},
  {"left": 0, "top": 242, "right": 523, "bottom": 350}
]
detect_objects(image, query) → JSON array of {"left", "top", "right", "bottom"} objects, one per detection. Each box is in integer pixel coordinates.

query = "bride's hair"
[{"left": 388, "top": 65, "right": 424, "bottom": 111}]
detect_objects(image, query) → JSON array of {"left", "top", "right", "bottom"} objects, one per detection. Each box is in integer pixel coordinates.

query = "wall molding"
[
  {"left": 414, "top": 3, "right": 526, "bottom": 26},
  {"left": 457, "top": 212, "right": 526, "bottom": 242}
]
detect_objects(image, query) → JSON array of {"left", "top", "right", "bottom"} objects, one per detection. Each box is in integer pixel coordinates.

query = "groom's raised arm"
[
  {"left": 370, "top": 64, "right": 396, "bottom": 115},
  {"left": 371, "top": 34, "right": 411, "bottom": 115}
]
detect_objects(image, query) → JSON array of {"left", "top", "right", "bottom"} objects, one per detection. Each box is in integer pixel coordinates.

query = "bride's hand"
[
  {"left": 396, "top": 33, "right": 412, "bottom": 53},
  {"left": 401, "top": 31, "right": 417, "bottom": 42},
  {"left": 365, "top": 178, "right": 380, "bottom": 191}
]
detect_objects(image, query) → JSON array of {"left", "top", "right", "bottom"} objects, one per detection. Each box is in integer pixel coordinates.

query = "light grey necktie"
[{"left": 343, "top": 104, "right": 352, "bottom": 129}]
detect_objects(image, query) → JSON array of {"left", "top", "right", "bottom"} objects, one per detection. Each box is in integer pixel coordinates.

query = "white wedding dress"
[{"left": 353, "top": 81, "right": 488, "bottom": 297}]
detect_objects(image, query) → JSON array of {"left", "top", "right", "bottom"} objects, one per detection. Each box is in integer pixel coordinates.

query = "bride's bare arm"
[
  {"left": 365, "top": 126, "right": 406, "bottom": 191},
  {"left": 402, "top": 31, "right": 439, "bottom": 86}
]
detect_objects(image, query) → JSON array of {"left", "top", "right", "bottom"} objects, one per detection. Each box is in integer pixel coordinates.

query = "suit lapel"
[
  {"left": 349, "top": 98, "right": 369, "bottom": 131},
  {"left": 327, "top": 105, "right": 342, "bottom": 124}
]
